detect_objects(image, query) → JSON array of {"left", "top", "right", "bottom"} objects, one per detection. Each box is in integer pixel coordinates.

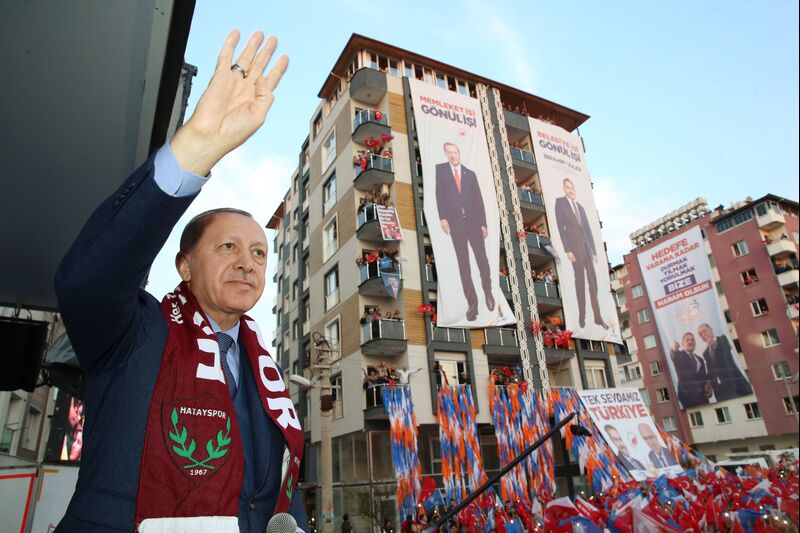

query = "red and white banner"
[
  {"left": 636, "top": 226, "right": 751, "bottom": 409},
  {"left": 410, "top": 79, "right": 514, "bottom": 328},
  {"left": 579, "top": 388, "right": 682, "bottom": 480},
  {"left": 528, "top": 118, "right": 621, "bottom": 343}
]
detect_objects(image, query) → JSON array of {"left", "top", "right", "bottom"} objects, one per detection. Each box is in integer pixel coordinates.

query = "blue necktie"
[{"left": 215, "top": 332, "right": 237, "bottom": 397}]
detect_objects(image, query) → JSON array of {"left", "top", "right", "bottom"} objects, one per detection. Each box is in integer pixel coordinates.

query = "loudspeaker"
[{"left": 0, "top": 317, "right": 48, "bottom": 392}]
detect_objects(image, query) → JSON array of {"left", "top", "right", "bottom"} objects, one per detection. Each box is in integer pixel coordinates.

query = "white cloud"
[
  {"left": 592, "top": 176, "right": 680, "bottom": 266},
  {"left": 146, "top": 146, "right": 293, "bottom": 340}
]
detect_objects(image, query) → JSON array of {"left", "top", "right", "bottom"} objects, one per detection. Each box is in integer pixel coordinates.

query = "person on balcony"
[{"left": 435, "top": 142, "right": 493, "bottom": 321}]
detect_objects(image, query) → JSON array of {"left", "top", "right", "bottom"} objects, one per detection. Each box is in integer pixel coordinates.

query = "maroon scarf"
[{"left": 135, "top": 283, "right": 303, "bottom": 526}]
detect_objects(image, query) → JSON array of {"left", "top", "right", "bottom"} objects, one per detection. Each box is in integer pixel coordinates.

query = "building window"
[
  {"left": 715, "top": 406, "right": 732, "bottom": 424},
  {"left": 744, "top": 403, "right": 761, "bottom": 420},
  {"left": 689, "top": 411, "right": 704, "bottom": 428},
  {"left": 731, "top": 240, "right": 750, "bottom": 257},
  {"left": 323, "top": 217, "right": 338, "bottom": 261},
  {"left": 656, "top": 388, "right": 670, "bottom": 403},
  {"left": 650, "top": 360, "right": 663, "bottom": 376},
  {"left": 643, "top": 334, "right": 657, "bottom": 350},
  {"left": 322, "top": 173, "right": 337, "bottom": 215},
  {"left": 331, "top": 374, "right": 343, "bottom": 419},
  {"left": 741, "top": 268, "right": 759, "bottom": 286},
  {"left": 292, "top": 319, "right": 298, "bottom": 340},
  {"left": 637, "top": 308, "right": 651, "bottom": 324},
  {"left": 783, "top": 396, "right": 800, "bottom": 415},
  {"left": 750, "top": 298, "right": 769, "bottom": 317},
  {"left": 326, "top": 318, "right": 340, "bottom": 360},
  {"left": 731, "top": 446, "right": 749, "bottom": 454},
  {"left": 772, "top": 361, "right": 792, "bottom": 380},
  {"left": 324, "top": 267, "right": 339, "bottom": 311},
  {"left": 312, "top": 112, "right": 322, "bottom": 139},
  {"left": 322, "top": 129, "right": 336, "bottom": 172},
  {"left": 662, "top": 416, "right": 677, "bottom": 432},
  {"left": 292, "top": 281, "right": 298, "bottom": 301},
  {"left": 716, "top": 218, "right": 735, "bottom": 233},
  {"left": 22, "top": 406, "right": 42, "bottom": 451},
  {"left": 639, "top": 388, "right": 650, "bottom": 406},
  {"left": 761, "top": 329, "right": 780, "bottom": 348},
  {"left": 632, "top": 284, "right": 644, "bottom": 299},
  {"left": 585, "top": 367, "right": 607, "bottom": 390}
]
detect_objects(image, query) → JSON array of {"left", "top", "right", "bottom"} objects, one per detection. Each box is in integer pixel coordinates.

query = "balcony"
[
  {"left": 527, "top": 233, "right": 554, "bottom": 269},
  {"left": 353, "top": 109, "right": 390, "bottom": 146},
  {"left": 357, "top": 205, "right": 383, "bottom": 242},
  {"left": 788, "top": 302, "right": 799, "bottom": 320},
  {"left": 510, "top": 147, "right": 538, "bottom": 182},
  {"left": 361, "top": 320, "right": 407, "bottom": 356},
  {"left": 503, "top": 109, "right": 530, "bottom": 138},
  {"left": 354, "top": 154, "right": 394, "bottom": 191},
  {"left": 430, "top": 323, "right": 468, "bottom": 344},
  {"left": 349, "top": 67, "right": 387, "bottom": 106},
  {"left": 359, "top": 262, "right": 402, "bottom": 297},
  {"left": 483, "top": 328, "right": 520, "bottom": 360},
  {"left": 756, "top": 208, "right": 785, "bottom": 230},
  {"left": 544, "top": 346, "right": 574, "bottom": 364},
  {"left": 533, "top": 281, "right": 561, "bottom": 313},
  {"left": 424, "top": 264, "right": 438, "bottom": 286},
  {"left": 767, "top": 239, "right": 796, "bottom": 258},
  {"left": 518, "top": 188, "right": 546, "bottom": 223},
  {"left": 364, "top": 385, "right": 389, "bottom": 420},
  {"left": 777, "top": 268, "right": 799, "bottom": 289}
]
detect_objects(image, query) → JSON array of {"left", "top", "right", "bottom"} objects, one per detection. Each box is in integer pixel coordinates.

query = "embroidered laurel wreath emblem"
[{"left": 168, "top": 408, "right": 231, "bottom": 469}]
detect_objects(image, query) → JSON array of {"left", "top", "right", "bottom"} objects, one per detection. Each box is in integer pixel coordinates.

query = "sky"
[{"left": 147, "top": 0, "right": 799, "bottom": 340}]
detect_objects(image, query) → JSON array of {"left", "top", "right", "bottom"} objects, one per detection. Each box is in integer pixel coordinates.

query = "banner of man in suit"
[
  {"left": 409, "top": 79, "right": 514, "bottom": 327},
  {"left": 528, "top": 118, "right": 621, "bottom": 343},
  {"left": 579, "top": 388, "right": 682, "bottom": 480},
  {"left": 636, "top": 226, "right": 752, "bottom": 410}
]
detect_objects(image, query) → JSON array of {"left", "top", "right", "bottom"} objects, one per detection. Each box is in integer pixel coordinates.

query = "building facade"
[
  {"left": 269, "top": 34, "right": 628, "bottom": 531},
  {"left": 612, "top": 195, "right": 799, "bottom": 462}
]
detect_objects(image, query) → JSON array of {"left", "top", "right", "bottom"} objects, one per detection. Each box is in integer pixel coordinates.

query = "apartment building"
[
  {"left": 612, "top": 195, "right": 799, "bottom": 462},
  {"left": 269, "top": 34, "right": 629, "bottom": 528}
]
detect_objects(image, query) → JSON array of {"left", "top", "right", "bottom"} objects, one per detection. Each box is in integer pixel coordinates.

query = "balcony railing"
[
  {"left": 365, "top": 384, "right": 386, "bottom": 409},
  {"left": 484, "top": 328, "right": 519, "bottom": 347},
  {"left": 362, "top": 319, "right": 406, "bottom": 343},
  {"left": 352, "top": 109, "right": 390, "bottom": 147},
  {"left": 425, "top": 264, "right": 437, "bottom": 283},
  {"left": 430, "top": 323, "right": 467, "bottom": 344},
  {"left": 361, "top": 260, "right": 401, "bottom": 282},
  {"left": 499, "top": 275, "right": 510, "bottom": 293},
  {"left": 510, "top": 147, "right": 536, "bottom": 164},
  {"left": 518, "top": 188, "right": 544, "bottom": 206},
  {"left": 356, "top": 153, "right": 394, "bottom": 175},
  {"left": 527, "top": 233, "right": 552, "bottom": 250},
  {"left": 533, "top": 281, "right": 560, "bottom": 299},
  {"left": 357, "top": 204, "right": 378, "bottom": 227}
]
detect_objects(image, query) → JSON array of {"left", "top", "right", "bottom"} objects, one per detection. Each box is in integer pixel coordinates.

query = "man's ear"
[{"left": 175, "top": 252, "right": 191, "bottom": 282}]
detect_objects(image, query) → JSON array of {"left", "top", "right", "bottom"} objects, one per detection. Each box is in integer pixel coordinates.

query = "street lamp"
[{"left": 289, "top": 331, "right": 336, "bottom": 533}]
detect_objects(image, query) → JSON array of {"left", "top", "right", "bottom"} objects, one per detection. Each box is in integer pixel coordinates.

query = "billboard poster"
[
  {"left": 409, "top": 79, "right": 514, "bottom": 327},
  {"left": 636, "top": 225, "right": 752, "bottom": 409},
  {"left": 376, "top": 205, "right": 404, "bottom": 241},
  {"left": 528, "top": 118, "right": 621, "bottom": 344},
  {"left": 579, "top": 388, "right": 682, "bottom": 480}
]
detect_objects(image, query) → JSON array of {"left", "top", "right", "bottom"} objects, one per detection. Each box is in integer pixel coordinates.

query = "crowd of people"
[
  {"left": 356, "top": 247, "right": 401, "bottom": 271},
  {"left": 353, "top": 146, "right": 393, "bottom": 168},
  {"left": 518, "top": 182, "right": 541, "bottom": 195},
  {"left": 362, "top": 362, "right": 423, "bottom": 389},
  {"left": 531, "top": 268, "right": 558, "bottom": 285},
  {"left": 359, "top": 189, "right": 395, "bottom": 213},
  {"left": 360, "top": 306, "right": 403, "bottom": 324},
  {"left": 523, "top": 223, "right": 548, "bottom": 236},
  {"left": 490, "top": 366, "right": 524, "bottom": 387}
]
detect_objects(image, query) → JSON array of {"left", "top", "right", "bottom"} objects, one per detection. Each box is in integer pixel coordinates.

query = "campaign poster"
[
  {"left": 44, "top": 390, "right": 84, "bottom": 463},
  {"left": 376, "top": 205, "right": 404, "bottom": 241},
  {"left": 636, "top": 226, "right": 751, "bottom": 409},
  {"left": 528, "top": 118, "right": 621, "bottom": 344},
  {"left": 579, "top": 388, "right": 682, "bottom": 480},
  {"left": 409, "top": 79, "right": 514, "bottom": 328}
]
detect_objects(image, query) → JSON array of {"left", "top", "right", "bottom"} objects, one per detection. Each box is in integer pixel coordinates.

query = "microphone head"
[
  {"left": 267, "top": 513, "right": 297, "bottom": 533},
  {"left": 570, "top": 424, "right": 592, "bottom": 437}
]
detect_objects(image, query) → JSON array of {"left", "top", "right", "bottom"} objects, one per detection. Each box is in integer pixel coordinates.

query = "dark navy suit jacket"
[
  {"left": 554, "top": 196, "right": 596, "bottom": 259},
  {"left": 54, "top": 157, "right": 306, "bottom": 532},
  {"left": 434, "top": 162, "right": 486, "bottom": 227}
]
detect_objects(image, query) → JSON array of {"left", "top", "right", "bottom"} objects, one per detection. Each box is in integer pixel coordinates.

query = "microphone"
[{"left": 267, "top": 513, "right": 297, "bottom": 533}]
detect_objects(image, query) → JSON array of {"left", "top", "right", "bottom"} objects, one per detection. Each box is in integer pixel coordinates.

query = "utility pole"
[{"left": 312, "top": 332, "right": 335, "bottom": 533}]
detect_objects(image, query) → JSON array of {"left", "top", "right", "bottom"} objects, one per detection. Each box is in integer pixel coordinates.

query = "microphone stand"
[{"left": 430, "top": 411, "right": 578, "bottom": 531}]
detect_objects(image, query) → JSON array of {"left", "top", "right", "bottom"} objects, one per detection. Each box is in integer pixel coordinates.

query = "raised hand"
[{"left": 171, "top": 29, "right": 289, "bottom": 176}]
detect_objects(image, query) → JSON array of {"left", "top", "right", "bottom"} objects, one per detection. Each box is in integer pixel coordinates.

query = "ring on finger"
[{"left": 230, "top": 63, "right": 249, "bottom": 78}]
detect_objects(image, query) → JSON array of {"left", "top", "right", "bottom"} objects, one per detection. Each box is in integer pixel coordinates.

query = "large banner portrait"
[
  {"left": 528, "top": 118, "right": 621, "bottom": 344},
  {"left": 579, "top": 388, "right": 682, "bottom": 480},
  {"left": 637, "top": 226, "right": 752, "bottom": 410},
  {"left": 409, "top": 79, "right": 514, "bottom": 328}
]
